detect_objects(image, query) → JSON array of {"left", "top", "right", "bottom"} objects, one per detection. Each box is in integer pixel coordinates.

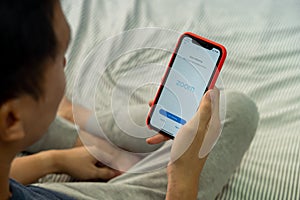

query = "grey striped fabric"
[{"left": 61, "top": 0, "right": 300, "bottom": 199}]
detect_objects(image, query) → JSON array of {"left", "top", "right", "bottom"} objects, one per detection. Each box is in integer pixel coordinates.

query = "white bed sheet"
[{"left": 61, "top": 0, "right": 300, "bottom": 199}]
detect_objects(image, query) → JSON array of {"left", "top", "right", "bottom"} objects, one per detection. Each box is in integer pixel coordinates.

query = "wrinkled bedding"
[{"left": 61, "top": 0, "right": 300, "bottom": 199}]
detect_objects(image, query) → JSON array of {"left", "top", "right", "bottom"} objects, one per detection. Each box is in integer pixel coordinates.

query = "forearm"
[
  {"left": 10, "top": 151, "right": 58, "bottom": 185},
  {"left": 166, "top": 154, "right": 208, "bottom": 200},
  {"left": 166, "top": 166, "right": 200, "bottom": 200}
]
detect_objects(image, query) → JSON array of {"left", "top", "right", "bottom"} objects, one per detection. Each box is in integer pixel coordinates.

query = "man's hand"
[
  {"left": 52, "top": 146, "right": 121, "bottom": 181},
  {"left": 146, "top": 133, "right": 170, "bottom": 144},
  {"left": 166, "top": 88, "right": 220, "bottom": 200}
]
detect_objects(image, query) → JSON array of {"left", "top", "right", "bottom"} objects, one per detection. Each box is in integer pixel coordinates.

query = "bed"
[{"left": 59, "top": 0, "right": 300, "bottom": 199}]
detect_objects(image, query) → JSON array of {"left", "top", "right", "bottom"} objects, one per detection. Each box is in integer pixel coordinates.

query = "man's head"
[{"left": 0, "top": 0, "right": 70, "bottom": 151}]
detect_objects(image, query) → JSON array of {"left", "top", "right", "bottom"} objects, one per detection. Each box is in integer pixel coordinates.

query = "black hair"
[{"left": 0, "top": 0, "right": 58, "bottom": 105}]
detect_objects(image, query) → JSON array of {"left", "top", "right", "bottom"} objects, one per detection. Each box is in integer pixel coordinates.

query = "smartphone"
[{"left": 146, "top": 32, "right": 227, "bottom": 139}]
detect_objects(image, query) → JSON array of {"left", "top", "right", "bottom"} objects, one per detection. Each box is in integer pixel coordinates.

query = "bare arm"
[
  {"left": 166, "top": 162, "right": 204, "bottom": 200},
  {"left": 10, "top": 146, "right": 119, "bottom": 185},
  {"left": 10, "top": 151, "right": 56, "bottom": 185}
]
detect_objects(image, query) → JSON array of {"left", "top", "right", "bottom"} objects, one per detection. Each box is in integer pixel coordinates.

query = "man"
[{"left": 0, "top": 0, "right": 217, "bottom": 199}]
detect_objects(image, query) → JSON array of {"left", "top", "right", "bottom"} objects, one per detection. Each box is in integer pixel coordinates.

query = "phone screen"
[{"left": 148, "top": 35, "right": 222, "bottom": 138}]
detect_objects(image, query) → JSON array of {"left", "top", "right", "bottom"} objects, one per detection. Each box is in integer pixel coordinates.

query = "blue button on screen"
[{"left": 159, "top": 109, "right": 186, "bottom": 125}]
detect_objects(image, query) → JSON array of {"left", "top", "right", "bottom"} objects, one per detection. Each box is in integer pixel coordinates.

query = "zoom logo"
[{"left": 176, "top": 80, "right": 195, "bottom": 92}]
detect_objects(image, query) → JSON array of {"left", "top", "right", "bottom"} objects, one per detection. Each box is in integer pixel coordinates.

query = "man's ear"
[{"left": 0, "top": 100, "right": 25, "bottom": 143}]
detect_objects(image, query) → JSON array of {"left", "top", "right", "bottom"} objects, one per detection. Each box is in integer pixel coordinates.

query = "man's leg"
[{"left": 36, "top": 91, "right": 259, "bottom": 200}]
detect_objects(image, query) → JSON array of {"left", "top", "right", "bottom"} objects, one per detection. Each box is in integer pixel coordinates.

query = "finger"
[
  {"left": 198, "top": 88, "right": 221, "bottom": 158},
  {"left": 94, "top": 167, "right": 119, "bottom": 180},
  {"left": 196, "top": 90, "right": 213, "bottom": 134},
  {"left": 148, "top": 100, "right": 154, "bottom": 107},
  {"left": 210, "top": 87, "right": 220, "bottom": 114},
  {"left": 210, "top": 88, "right": 220, "bottom": 124},
  {"left": 169, "top": 90, "right": 213, "bottom": 163},
  {"left": 146, "top": 134, "right": 170, "bottom": 144},
  {"left": 188, "top": 90, "right": 213, "bottom": 150}
]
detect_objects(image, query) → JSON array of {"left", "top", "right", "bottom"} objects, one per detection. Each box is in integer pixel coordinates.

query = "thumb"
[
  {"left": 170, "top": 90, "right": 213, "bottom": 163},
  {"left": 192, "top": 90, "right": 213, "bottom": 148},
  {"left": 199, "top": 88, "right": 221, "bottom": 158}
]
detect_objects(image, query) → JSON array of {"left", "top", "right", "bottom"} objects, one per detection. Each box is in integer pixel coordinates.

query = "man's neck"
[
  {"left": 0, "top": 147, "right": 16, "bottom": 200},
  {"left": 0, "top": 164, "right": 11, "bottom": 200}
]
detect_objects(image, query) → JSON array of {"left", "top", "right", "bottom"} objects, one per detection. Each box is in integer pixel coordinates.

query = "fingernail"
[{"left": 205, "top": 91, "right": 212, "bottom": 101}]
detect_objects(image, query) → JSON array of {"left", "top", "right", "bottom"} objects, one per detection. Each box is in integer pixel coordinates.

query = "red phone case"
[{"left": 146, "top": 32, "right": 227, "bottom": 138}]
